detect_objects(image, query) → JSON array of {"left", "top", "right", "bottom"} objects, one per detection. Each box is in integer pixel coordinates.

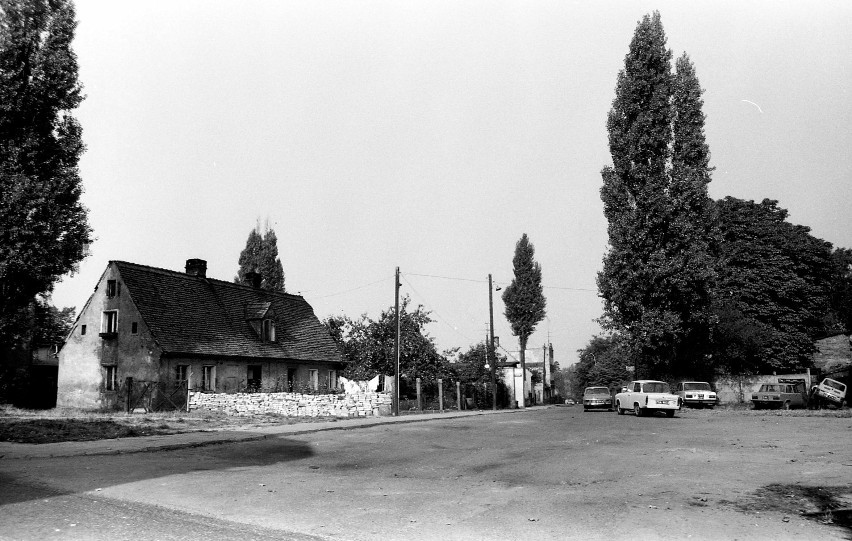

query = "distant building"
[
  {"left": 58, "top": 259, "right": 342, "bottom": 409},
  {"left": 504, "top": 343, "right": 558, "bottom": 406}
]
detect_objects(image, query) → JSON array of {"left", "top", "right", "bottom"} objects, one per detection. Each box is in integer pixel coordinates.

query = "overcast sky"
[{"left": 51, "top": 0, "right": 852, "bottom": 366}]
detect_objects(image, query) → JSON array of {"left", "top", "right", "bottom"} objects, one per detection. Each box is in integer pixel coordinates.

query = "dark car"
[
  {"left": 583, "top": 386, "right": 613, "bottom": 412},
  {"left": 751, "top": 382, "right": 808, "bottom": 410}
]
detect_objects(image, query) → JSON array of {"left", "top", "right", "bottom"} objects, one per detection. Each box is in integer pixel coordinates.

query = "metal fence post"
[
  {"left": 438, "top": 379, "right": 443, "bottom": 412},
  {"left": 456, "top": 381, "right": 462, "bottom": 411},
  {"left": 416, "top": 377, "right": 422, "bottom": 412}
]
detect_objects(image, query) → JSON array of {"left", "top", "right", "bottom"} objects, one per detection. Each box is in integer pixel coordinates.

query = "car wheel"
[
  {"left": 616, "top": 401, "right": 624, "bottom": 415},
  {"left": 633, "top": 403, "right": 642, "bottom": 417},
  {"left": 678, "top": 398, "right": 683, "bottom": 408},
  {"left": 783, "top": 401, "right": 791, "bottom": 410},
  {"left": 665, "top": 409, "right": 675, "bottom": 418}
]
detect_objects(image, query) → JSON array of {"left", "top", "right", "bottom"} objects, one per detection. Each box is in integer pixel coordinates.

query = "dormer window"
[
  {"left": 246, "top": 301, "right": 277, "bottom": 343},
  {"left": 261, "top": 318, "right": 276, "bottom": 342},
  {"left": 106, "top": 280, "right": 118, "bottom": 297}
]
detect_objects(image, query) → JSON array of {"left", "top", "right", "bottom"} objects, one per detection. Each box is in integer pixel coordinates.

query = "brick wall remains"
[{"left": 188, "top": 391, "right": 392, "bottom": 417}]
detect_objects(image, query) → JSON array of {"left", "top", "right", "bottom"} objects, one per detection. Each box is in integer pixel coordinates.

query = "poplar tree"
[
  {"left": 235, "top": 225, "right": 285, "bottom": 292},
  {"left": 502, "top": 233, "right": 546, "bottom": 403},
  {"left": 0, "top": 0, "right": 91, "bottom": 348},
  {"left": 598, "top": 13, "right": 715, "bottom": 378}
]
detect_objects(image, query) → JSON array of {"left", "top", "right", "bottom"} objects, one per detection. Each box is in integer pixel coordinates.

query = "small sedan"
[
  {"left": 582, "top": 387, "right": 613, "bottom": 411},
  {"left": 675, "top": 381, "right": 717, "bottom": 408}
]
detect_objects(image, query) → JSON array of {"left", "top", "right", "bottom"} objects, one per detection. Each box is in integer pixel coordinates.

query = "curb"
[{"left": 0, "top": 406, "right": 549, "bottom": 460}]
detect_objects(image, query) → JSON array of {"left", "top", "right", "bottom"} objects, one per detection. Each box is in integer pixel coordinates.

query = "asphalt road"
[{"left": 1, "top": 407, "right": 851, "bottom": 540}]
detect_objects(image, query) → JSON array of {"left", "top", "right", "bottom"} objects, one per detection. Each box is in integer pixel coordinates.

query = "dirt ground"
[
  {"left": 0, "top": 405, "right": 344, "bottom": 443},
  {"left": 1, "top": 406, "right": 851, "bottom": 540}
]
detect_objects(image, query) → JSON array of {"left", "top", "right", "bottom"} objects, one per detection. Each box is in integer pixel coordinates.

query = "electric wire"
[{"left": 400, "top": 272, "right": 478, "bottom": 346}]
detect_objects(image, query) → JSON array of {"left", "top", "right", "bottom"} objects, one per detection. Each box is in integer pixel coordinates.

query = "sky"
[{"left": 51, "top": 0, "right": 852, "bottom": 366}]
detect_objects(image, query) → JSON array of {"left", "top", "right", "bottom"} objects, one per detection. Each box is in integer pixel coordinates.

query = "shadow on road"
[
  {"left": 0, "top": 436, "right": 314, "bottom": 506},
  {"left": 728, "top": 483, "right": 852, "bottom": 538}
]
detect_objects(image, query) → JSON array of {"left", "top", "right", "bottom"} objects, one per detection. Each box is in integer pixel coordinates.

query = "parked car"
[
  {"left": 614, "top": 380, "right": 680, "bottom": 418},
  {"left": 809, "top": 378, "right": 847, "bottom": 409},
  {"left": 674, "top": 381, "right": 717, "bottom": 408},
  {"left": 751, "top": 381, "right": 808, "bottom": 409},
  {"left": 564, "top": 398, "right": 576, "bottom": 406},
  {"left": 582, "top": 387, "right": 613, "bottom": 411}
]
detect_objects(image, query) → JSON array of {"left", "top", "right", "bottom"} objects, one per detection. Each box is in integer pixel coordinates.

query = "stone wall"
[{"left": 188, "top": 390, "right": 393, "bottom": 417}]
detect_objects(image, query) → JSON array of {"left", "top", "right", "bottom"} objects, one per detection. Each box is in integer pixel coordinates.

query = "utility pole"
[
  {"left": 488, "top": 274, "right": 497, "bottom": 411},
  {"left": 393, "top": 267, "right": 401, "bottom": 416}
]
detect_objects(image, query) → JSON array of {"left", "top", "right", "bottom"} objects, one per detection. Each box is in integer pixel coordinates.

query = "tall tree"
[
  {"left": 0, "top": 0, "right": 91, "bottom": 350},
  {"left": 712, "top": 197, "right": 833, "bottom": 373},
  {"left": 598, "top": 12, "right": 715, "bottom": 379},
  {"left": 502, "top": 233, "right": 546, "bottom": 404},
  {"left": 235, "top": 224, "right": 285, "bottom": 292}
]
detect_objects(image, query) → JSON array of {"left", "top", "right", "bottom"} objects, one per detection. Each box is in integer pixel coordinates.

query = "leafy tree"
[
  {"left": 825, "top": 247, "right": 852, "bottom": 334},
  {"left": 322, "top": 296, "right": 452, "bottom": 382},
  {"left": 0, "top": 0, "right": 91, "bottom": 349},
  {"left": 712, "top": 197, "right": 833, "bottom": 372},
  {"left": 569, "top": 335, "right": 631, "bottom": 398},
  {"left": 235, "top": 224, "right": 285, "bottom": 292},
  {"left": 455, "top": 341, "right": 505, "bottom": 384},
  {"left": 598, "top": 12, "right": 715, "bottom": 379},
  {"left": 502, "top": 233, "right": 546, "bottom": 403},
  {"left": 32, "top": 297, "right": 74, "bottom": 348}
]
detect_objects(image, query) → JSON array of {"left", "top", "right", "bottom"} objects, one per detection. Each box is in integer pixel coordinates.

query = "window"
[
  {"left": 100, "top": 311, "right": 118, "bottom": 336},
  {"left": 131, "top": 321, "right": 138, "bottom": 334},
  {"left": 103, "top": 365, "right": 117, "bottom": 391},
  {"left": 106, "top": 280, "right": 117, "bottom": 297},
  {"left": 202, "top": 365, "right": 216, "bottom": 391},
  {"left": 81, "top": 324, "right": 86, "bottom": 335},
  {"left": 309, "top": 369, "right": 319, "bottom": 391},
  {"left": 175, "top": 365, "right": 188, "bottom": 387},
  {"left": 328, "top": 370, "right": 337, "bottom": 390},
  {"left": 261, "top": 318, "right": 276, "bottom": 342}
]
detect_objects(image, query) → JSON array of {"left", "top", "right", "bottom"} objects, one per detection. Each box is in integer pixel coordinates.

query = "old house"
[{"left": 57, "top": 259, "right": 343, "bottom": 409}]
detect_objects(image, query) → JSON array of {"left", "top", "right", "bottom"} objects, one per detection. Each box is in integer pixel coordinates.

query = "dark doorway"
[{"left": 247, "top": 365, "right": 262, "bottom": 391}]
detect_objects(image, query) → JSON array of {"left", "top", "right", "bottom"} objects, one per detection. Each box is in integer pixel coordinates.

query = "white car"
[
  {"left": 615, "top": 380, "right": 680, "bottom": 418},
  {"left": 675, "top": 381, "right": 717, "bottom": 408}
]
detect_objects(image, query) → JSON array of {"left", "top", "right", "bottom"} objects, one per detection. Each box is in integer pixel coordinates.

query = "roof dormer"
[{"left": 246, "top": 302, "right": 276, "bottom": 342}]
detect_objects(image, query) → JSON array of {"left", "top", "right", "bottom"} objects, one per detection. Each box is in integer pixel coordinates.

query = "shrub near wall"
[{"left": 188, "top": 391, "right": 393, "bottom": 417}]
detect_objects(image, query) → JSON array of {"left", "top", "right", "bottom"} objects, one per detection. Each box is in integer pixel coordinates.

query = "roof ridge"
[{"left": 112, "top": 260, "right": 305, "bottom": 299}]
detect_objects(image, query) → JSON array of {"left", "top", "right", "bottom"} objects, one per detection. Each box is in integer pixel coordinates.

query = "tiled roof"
[{"left": 113, "top": 261, "right": 341, "bottom": 364}]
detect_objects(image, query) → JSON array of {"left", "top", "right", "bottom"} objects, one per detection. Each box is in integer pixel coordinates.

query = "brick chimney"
[
  {"left": 244, "top": 271, "right": 262, "bottom": 288},
  {"left": 185, "top": 258, "right": 207, "bottom": 278}
]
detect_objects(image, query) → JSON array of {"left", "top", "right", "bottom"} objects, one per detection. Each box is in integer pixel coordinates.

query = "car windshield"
[
  {"left": 584, "top": 388, "right": 609, "bottom": 396},
  {"left": 759, "top": 384, "right": 780, "bottom": 392},
  {"left": 642, "top": 382, "right": 669, "bottom": 393},
  {"left": 825, "top": 379, "right": 846, "bottom": 392},
  {"left": 683, "top": 382, "right": 711, "bottom": 391}
]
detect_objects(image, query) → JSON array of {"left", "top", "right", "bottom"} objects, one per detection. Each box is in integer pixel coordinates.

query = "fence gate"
[{"left": 124, "top": 378, "right": 188, "bottom": 413}]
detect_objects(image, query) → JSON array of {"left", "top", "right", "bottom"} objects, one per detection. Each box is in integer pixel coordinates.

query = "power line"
[
  {"left": 403, "top": 271, "right": 597, "bottom": 293},
  {"left": 400, "top": 273, "right": 478, "bottom": 345},
  {"left": 302, "top": 275, "right": 392, "bottom": 300}
]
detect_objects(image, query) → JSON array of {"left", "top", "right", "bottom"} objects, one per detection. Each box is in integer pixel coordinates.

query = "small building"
[{"left": 57, "top": 259, "right": 343, "bottom": 409}]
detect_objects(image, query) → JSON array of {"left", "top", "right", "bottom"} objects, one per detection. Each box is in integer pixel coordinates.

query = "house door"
[
  {"left": 287, "top": 368, "right": 297, "bottom": 392},
  {"left": 247, "top": 365, "right": 262, "bottom": 390}
]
